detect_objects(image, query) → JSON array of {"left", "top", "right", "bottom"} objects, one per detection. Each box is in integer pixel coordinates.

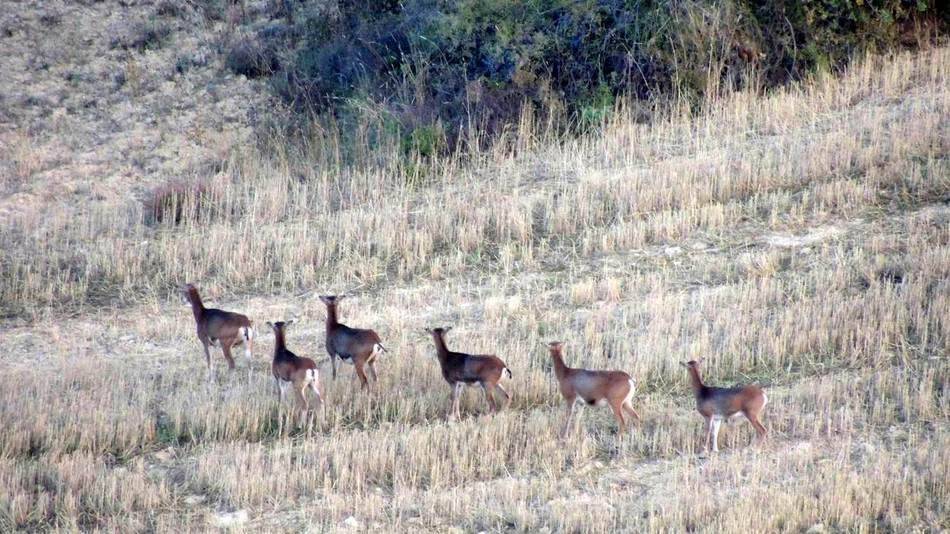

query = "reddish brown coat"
[
  {"left": 268, "top": 320, "right": 321, "bottom": 424},
  {"left": 182, "top": 283, "right": 254, "bottom": 375},
  {"left": 548, "top": 342, "right": 640, "bottom": 436}
]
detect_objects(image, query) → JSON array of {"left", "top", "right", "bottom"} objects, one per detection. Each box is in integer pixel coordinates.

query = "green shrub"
[
  {"left": 226, "top": 37, "right": 280, "bottom": 78},
  {"left": 579, "top": 83, "right": 616, "bottom": 129},
  {"left": 111, "top": 19, "right": 172, "bottom": 52},
  {"left": 263, "top": 0, "right": 945, "bottom": 150},
  {"left": 155, "top": 0, "right": 185, "bottom": 18},
  {"left": 402, "top": 123, "right": 446, "bottom": 158}
]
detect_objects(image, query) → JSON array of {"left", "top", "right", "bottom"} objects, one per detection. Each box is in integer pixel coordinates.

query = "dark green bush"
[
  {"left": 111, "top": 20, "right": 172, "bottom": 52},
  {"left": 402, "top": 123, "right": 446, "bottom": 158},
  {"left": 155, "top": 0, "right": 185, "bottom": 19},
  {"left": 226, "top": 37, "right": 280, "bottom": 78},
  {"left": 194, "top": 0, "right": 226, "bottom": 21},
  {"left": 38, "top": 12, "right": 62, "bottom": 27},
  {"left": 267, "top": 0, "right": 944, "bottom": 152}
]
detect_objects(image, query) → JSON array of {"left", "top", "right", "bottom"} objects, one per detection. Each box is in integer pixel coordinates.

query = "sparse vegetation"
[
  {"left": 1, "top": 129, "right": 43, "bottom": 187},
  {"left": 0, "top": 1, "right": 947, "bottom": 532},
  {"left": 111, "top": 19, "right": 173, "bottom": 52}
]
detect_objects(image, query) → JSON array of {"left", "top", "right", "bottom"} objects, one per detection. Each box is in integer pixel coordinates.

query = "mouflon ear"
[{"left": 266, "top": 321, "right": 274, "bottom": 329}]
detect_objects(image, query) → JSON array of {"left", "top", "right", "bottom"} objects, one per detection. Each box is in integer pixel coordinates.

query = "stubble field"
[{"left": 0, "top": 43, "right": 948, "bottom": 532}]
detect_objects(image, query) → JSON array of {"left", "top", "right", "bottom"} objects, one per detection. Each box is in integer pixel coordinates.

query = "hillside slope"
[
  {"left": 0, "top": 12, "right": 947, "bottom": 534},
  {"left": 0, "top": 0, "right": 274, "bottom": 222}
]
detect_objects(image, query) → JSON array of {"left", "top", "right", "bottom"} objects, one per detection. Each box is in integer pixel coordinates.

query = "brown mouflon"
[
  {"left": 547, "top": 341, "right": 640, "bottom": 438},
  {"left": 320, "top": 295, "right": 387, "bottom": 390},
  {"left": 681, "top": 358, "right": 768, "bottom": 453},
  {"left": 182, "top": 283, "right": 254, "bottom": 380},
  {"left": 268, "top": 320, "right": 321, "bottom": 425},
  {"left": 427, "top": 327, "right": 512, "bottom": 420}
]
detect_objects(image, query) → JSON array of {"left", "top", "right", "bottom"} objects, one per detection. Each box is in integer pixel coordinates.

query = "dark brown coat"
[
  {"left": 320, "top": 295, "right": 386, "bottom": 390},
  {"left": 682, "top": 359, "right": 768, "bottom": 452},
  {"left": 428, "top": 327, "right": 512, "bottom": 419}
]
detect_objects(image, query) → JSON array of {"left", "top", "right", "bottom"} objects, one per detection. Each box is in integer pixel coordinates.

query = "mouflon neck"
[
  {"left": 186, "top": 288, "right": 205, "bottom": 320},
  {"left": 273, "top": 329, "right": 287, "bottom": 352},
  {"left": 550, "top": 349, "right": 569, "bottom": 380},
  {"left": 324, "top": 304, "right": 339, "bottom": 327},
  {"left": 687, "top": 366, "right": 705, "bottom": 392},
  {"left": 431, "top": 334, "right": 450, "bottom": 360}
]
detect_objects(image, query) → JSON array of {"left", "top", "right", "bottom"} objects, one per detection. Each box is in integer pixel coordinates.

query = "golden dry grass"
[{"left": 0, "top": 47, "right": 947, "bottom": 532}]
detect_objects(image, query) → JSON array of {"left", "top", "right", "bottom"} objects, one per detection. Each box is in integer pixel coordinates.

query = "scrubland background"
[{"left": 0, "top": 1, "right": 947, "bottom": 532}]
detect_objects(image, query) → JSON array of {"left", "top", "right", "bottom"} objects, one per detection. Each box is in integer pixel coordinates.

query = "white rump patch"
[
  {"left": 762, "top": 392, "right": 769, "bottom": 408},
  {"left": 624, "top": 378, "right": 637, "bottom": 404},
  {"left": 241, "top": 327, "right": 254, "bottom": 360}
]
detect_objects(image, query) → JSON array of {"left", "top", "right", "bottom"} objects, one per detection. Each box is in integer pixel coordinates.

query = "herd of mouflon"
[{"left": 183, "top": 283, "right": 768, "bottom": 453}]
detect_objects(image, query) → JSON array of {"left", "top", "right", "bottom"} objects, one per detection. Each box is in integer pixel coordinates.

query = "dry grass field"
[{"left": 0, "top": 12, "right": 948, "bottom": 531}]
